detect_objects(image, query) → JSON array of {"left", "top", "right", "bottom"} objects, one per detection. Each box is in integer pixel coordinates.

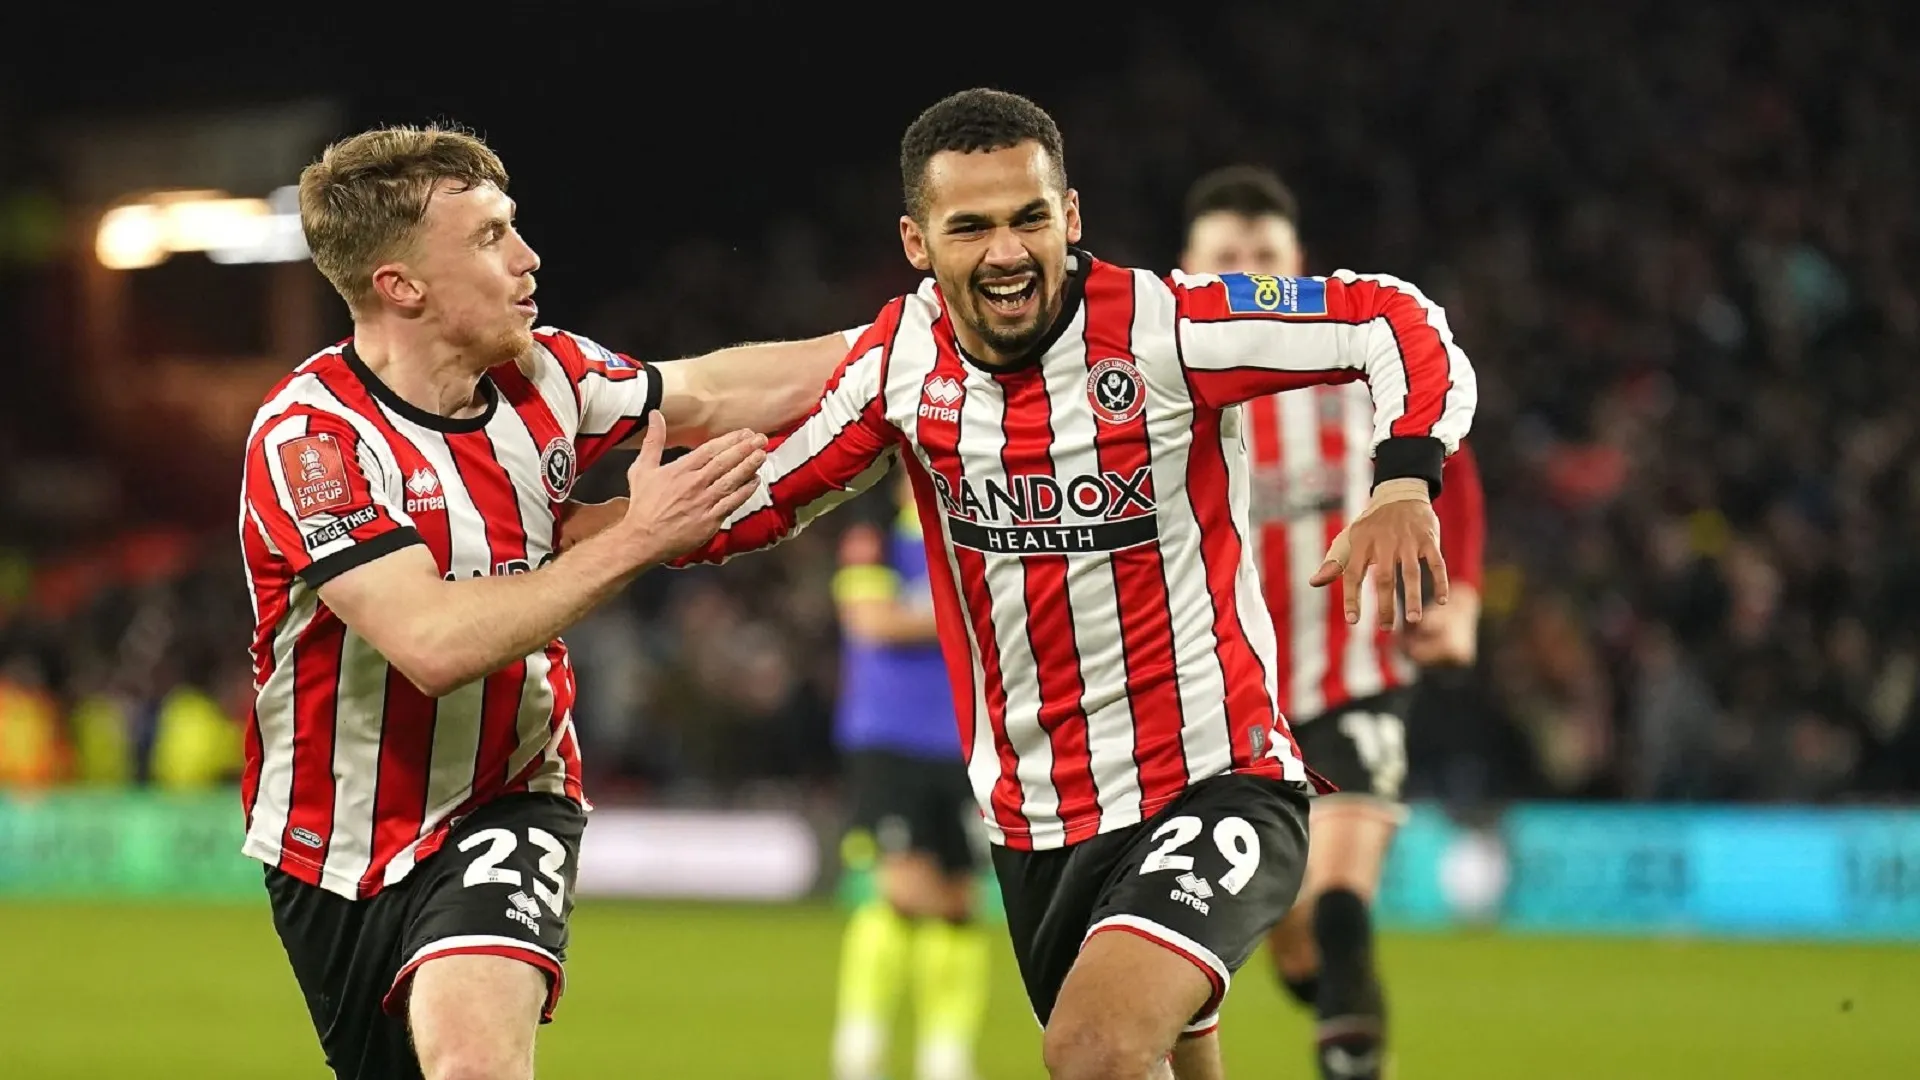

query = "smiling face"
[{"left": 899, "top": 141, "right": 1083, "bottom": 365}]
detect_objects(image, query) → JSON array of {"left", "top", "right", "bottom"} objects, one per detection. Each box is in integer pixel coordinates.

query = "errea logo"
[
  {"left": 404, "top": 467, "right": 446, "bottom": 514},
  {"left": 506, "top": 890, "right": 541, "bottom": 931},
  {"left": 1171, "top": 872, "right": 1213, "bottom": 915},
  {"left": 919, "top": 376, "right": 964, "bottom": 423},
  {"left": 1175, "top": 872, "right": 1213, "bottom": 900}
]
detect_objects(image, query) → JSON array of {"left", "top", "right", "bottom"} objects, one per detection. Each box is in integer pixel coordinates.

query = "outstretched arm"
[
  {"left": 676, "top": 313, "right": 904, "bottom": 565},
  {"left": 534, "top": 325, "right": 865, "bottom": 478},
  {"left": 551, "top": 329, "right": 879, "bottom": 553},
  {"left": 653, "top": 327, "right": 868, "bottom": 445}
]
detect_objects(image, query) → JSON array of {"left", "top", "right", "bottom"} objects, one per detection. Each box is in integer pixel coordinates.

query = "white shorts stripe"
[
  {"left": 400, "top": 933, "right": 563, "bottom": 974},
  {"left": 1083, "top": 913, "right": 1231, "bottom": 1032}
]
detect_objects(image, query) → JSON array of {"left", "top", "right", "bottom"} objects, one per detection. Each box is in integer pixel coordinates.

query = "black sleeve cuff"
[
  {"left": 298, "top": 527, "right": 426, "bottom": 590},
  {"left": 641, "top": 365, "right": 664, "bottom": 424},
  {"left": 1373, "top": 436, "right": 1445, "bottom": 497},
  {"left": 637, "top": 364, "right": 665, "bottom": 430}
]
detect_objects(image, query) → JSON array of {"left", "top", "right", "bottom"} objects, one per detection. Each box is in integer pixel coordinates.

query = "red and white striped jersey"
[
  {"left": 1244, "top": 384, "right": 1487, "bottom": 720},
  {"left": 684, "top": 252, "right": 1477, "bottom": 850},
  {"left": 238, "top": 328, "right": 659, "bottom": 899}
]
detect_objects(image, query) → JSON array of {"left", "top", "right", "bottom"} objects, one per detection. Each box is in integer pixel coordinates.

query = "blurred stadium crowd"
[{"left": 2, "top": 3, "right": 1917, "bottom": 804}]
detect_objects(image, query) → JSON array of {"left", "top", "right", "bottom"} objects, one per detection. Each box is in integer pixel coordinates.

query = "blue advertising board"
[
  {"left": 1493, "top": 805, "right": 1920, "bottom": 939},
  {"left": 7, "top": 790, "right": 1920, "bottom": 940}
]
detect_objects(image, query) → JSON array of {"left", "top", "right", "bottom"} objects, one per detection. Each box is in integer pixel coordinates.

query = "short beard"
[
  {"left": 958, "top": 263, "right": 1050, "bottom": 359},
  {"left": 473, "top": 322, "right": 534, "bottom": 373},
  {"left": 503, "top": 324, "right": 537, "bottom": 375},
  {"left": 969, "top": 310, "right": 1048, "bottom": 356}
]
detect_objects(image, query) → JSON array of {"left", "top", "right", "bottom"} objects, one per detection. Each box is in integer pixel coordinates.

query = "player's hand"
[
  {"left": 616, "top": 413, "right": 766, "bottom": 563},
  {"left": 1400, "top": 582, "right": 1480, "bottom": 666},
  {"left": 556, "top": 497, "right": 630, "bottom": 552},
  {"left": 1310, "top": 477, "right": 1448, "bottom": 629}
]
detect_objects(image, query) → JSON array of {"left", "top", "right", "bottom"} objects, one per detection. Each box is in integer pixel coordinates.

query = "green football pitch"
[{"left": 6, "top": 900, "right": 1913, "bottom": 1078}]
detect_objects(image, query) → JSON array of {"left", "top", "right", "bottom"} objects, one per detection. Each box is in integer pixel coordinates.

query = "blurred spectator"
[{"left": 0, "top": 644, "right": 66, "bottom": 786}]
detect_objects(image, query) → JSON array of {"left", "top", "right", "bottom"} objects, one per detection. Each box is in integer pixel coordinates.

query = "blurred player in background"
[
  {"left": 672, "top": 89, "right": 1478, "bottom": 1080},
  {"left": 241, "top": 124, "right": 851, "bottom": 1080},
  {"left": 1180, "top": 165, "right": 1487, "bottom": 1080},
  {"left": 831, "top": 467, "right": 989, "bottom": 1080}
]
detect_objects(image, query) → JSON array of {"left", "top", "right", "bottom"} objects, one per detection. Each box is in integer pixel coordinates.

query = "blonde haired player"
[{"left": 241, "top": 123, "right": 854, "bottom": 1080}]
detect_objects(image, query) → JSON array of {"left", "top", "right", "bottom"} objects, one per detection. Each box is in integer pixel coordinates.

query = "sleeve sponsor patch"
[
  {"left": 302, "top": 504, "right": 380, "bottom": 551},
  {"left": 278, "top": 434, "right": 355, "bottom": 519},
  {"left": 1221, "top": 273, "right": 1329, "bottom": 316},
  {"left": 575, "top": 332, "right": 640, "bottom": 373}
]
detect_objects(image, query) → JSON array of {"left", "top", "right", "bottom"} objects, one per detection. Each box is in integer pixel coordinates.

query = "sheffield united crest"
[
  {"left": 1087, "top": 358, "right": 1146, "bottom": 424},
  {"left": 540, "top": 437, "right": 577, "bottom": 501}
]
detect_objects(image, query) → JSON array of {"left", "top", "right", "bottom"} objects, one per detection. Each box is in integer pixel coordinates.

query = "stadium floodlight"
[
  {"left": 94, "top": 186, "right": 310, "bottom": 269},
  {"left": 94, "top": 202, "right": 168, "bottom": 270}
]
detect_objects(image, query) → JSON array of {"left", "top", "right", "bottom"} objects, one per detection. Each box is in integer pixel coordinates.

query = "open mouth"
[
  {"left": 513, "top": 296, "right": 538, "bottom": 319},
  {"left": 977, "top": 275, "right": 1038, "bottom": 318}
]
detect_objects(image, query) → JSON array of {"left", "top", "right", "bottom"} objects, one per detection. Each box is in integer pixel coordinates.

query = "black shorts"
[
  {"left": 991, "top": 773, "right": 1310, "bottom": 1037},
  {"left": 1293, "top": 689, "right": 1414, "bottom": 806},
  {"left": 265, "top": 793, "right": 585, "bottom": 1080},
  {"left": 844, "top": 748, "right": 983, "bottom": 876}
]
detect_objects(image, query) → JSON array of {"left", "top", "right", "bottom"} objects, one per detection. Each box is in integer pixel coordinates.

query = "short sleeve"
[
  {"left": 538, "top": 329, "right": 664, "bottom": 472},
  {"left": 243, "top": 410, "right": 423, "bottom": 588}
]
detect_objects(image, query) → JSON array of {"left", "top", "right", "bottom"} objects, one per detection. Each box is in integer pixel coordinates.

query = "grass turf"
[{"left": 6, "top": 900, "right": 1912, "bottom": 1078}]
